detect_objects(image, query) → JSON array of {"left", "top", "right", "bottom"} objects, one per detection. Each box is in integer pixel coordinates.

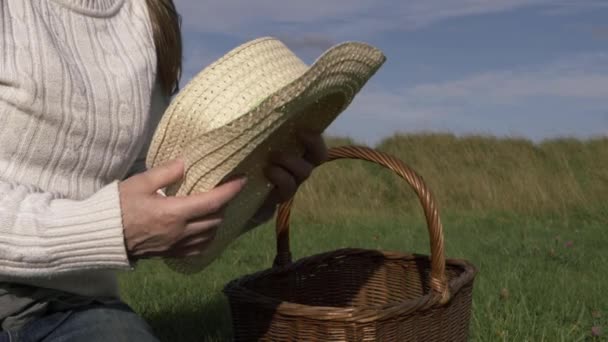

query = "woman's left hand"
[{"left": 249, "top": 131, "right": 328, "bottom": 225}]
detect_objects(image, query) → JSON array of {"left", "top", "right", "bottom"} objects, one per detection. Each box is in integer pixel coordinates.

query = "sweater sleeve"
[
  {"left": 0, "top": 84, "right": 170, "bottom": 278},
  {"left": 0, "top": 179, "right": 132, "bottom": 277}
]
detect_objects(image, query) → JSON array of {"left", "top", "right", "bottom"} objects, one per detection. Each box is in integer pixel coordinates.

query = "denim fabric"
[{"left": 0, "top": 302, "right": 159, "bottom": 342}]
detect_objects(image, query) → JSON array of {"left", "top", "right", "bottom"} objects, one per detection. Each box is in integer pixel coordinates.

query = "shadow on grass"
[{"left": 146, "top": 294, "right": 233, "bottom": 342}]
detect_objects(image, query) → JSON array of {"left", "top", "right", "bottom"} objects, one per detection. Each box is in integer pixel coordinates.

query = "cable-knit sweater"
[{"left": 0, "top": 0, "right": 168, "bottom": 329}]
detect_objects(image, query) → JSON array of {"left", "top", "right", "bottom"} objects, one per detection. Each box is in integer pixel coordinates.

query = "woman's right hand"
[{"left": 118, "top": 158, "right": 247, "bottom": 261}]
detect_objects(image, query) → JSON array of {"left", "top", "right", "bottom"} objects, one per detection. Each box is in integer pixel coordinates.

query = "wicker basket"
[{"left": 223, "top": 146, "right": 477, "bottom": 341}]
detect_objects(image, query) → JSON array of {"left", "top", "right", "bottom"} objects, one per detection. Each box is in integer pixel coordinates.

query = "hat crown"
[{"left": 171, "top": 38, "right": 309, "bottom": 136}]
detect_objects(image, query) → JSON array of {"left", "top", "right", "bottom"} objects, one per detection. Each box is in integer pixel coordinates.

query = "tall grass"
[{"left": 292, "top": 133, "right": 608, "bottom": 222}]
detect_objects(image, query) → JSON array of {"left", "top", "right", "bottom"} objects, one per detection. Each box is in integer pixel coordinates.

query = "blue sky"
[{"left": 173, "top": 0, "right": 608, "bottom": 145}]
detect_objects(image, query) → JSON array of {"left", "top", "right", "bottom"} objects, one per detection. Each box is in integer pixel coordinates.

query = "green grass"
[
  {"left": 118, "top": 134, "right": 608, "bottom": 341},
  {"left": 118, "top": 209, "right": 607, "bottom": 341}
]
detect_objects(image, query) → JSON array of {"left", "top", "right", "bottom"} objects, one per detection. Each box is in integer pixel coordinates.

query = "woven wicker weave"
[
  {"left": 145, "top": 37, "right": 385, "bottom": 274},
  {"left": 224, "top": 146, "right": 477, "bottom": 341}
]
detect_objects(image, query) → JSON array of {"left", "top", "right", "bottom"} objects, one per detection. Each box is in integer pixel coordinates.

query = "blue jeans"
[{"left": 0, "top": 302, "right": 159, "bottom": 342}]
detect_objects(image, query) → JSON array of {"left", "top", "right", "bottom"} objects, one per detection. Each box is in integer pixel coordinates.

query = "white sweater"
[{"left": 0, "top": 0, "right": 167, "bottom": 301}]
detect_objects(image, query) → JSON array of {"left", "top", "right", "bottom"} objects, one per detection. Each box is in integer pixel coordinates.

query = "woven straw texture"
[
  {"left": 145, "top": 37, "right": 386, "bottom": 273},
  {"left": 224, "top": 146, "right": 477, "bottom": 341}
]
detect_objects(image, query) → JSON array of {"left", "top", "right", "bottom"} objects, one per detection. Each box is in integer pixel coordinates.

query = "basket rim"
[{"left": 223, "top": 247, "right": 477, "bottom": 323}]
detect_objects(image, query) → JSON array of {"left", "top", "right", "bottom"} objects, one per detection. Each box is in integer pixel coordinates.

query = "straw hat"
[{"left": 145, "top": 37, "right": 386, "bottom": 274}]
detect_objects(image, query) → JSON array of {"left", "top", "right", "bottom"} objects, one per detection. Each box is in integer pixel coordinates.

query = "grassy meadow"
[{"left": 118, "top": 133, "right": 608, "bottom": 341}]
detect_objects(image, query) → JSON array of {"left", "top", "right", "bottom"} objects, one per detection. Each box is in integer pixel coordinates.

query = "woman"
[{"left": 0, "top": 0, "right": 327, "bottom": 340}]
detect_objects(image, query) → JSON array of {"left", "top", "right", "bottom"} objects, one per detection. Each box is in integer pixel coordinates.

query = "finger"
[
  {"left": 169, "top": 238, "right": 215, "bottom": 258},
  {"left": 269, "top": 152, "right": 313, "bottom": 185},
  {"left": 138, "top": 158, "right": 185, "bottom": 194},
  {"left": 175, "top": 226, "right": 218, "bottom": 249},
  {"left": 181, "top": 214, "right": 223, "bottom": 239},
  {"left": 264, "top": 165, "right": 297, "bottom": 202},
  {"left": 169, "top": 176, "right": 247, "bottom": 220},
  {"left": 298, "top": 131, "right": 328, "bottom": 166}
]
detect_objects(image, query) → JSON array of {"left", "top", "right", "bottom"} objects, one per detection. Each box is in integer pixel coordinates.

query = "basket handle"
[{"left": 273, "top": 145, "right": 450, "bottom": 304}]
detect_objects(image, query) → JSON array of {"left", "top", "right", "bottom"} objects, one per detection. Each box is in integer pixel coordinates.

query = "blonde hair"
[{"left": 146, "top": 0, "right": 182, "bottom": 96}]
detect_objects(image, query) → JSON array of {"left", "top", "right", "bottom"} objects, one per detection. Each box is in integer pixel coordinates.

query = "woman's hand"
[
  {"left": 250, "top": 131, "right": 328, "bottom": 225},
  {"left": 118, "top": 131, "right": 327, "bottom": 262},
  {"left": 119, "top": 159, "right": 247, "bottom": 261}
]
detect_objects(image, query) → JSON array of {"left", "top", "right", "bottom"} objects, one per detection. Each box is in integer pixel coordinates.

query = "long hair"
[{"left": 145, "top": 0, "right": 182, "bottom": 96}]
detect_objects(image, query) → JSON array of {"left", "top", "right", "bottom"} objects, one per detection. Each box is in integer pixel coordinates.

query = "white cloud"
[
  {"left": 174, "top": 0, "right": 372, "bottom": 35},
  {"left": 174, "top": 0, "right": 601, "bottom": 38},
  {"left": 404, "top": 53, "right": 608, "bottom": 102},
  {"left": 408, "top": 72, "right": 608, "bottom": 103},
  {"left": 540, "top": 0, "right": 608, "bottom": 15},
  {"left": 325, "top": 53, "right": 608, "bottom": 143},
  {"left": 171, "top": 1, "right": 608, "bottom": 143},
  {"left": 174, "top": 0, "right": 569, "bottom": 81}
]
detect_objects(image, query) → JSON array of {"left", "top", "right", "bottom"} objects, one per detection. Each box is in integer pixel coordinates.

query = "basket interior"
[{"left": 243, "top": 251, "right": 467, "bottom": 308}]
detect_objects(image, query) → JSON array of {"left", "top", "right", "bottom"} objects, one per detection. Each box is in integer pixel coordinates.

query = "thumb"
[{"left": 142, "top": 158, "right": 185, "bottom": 193}]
